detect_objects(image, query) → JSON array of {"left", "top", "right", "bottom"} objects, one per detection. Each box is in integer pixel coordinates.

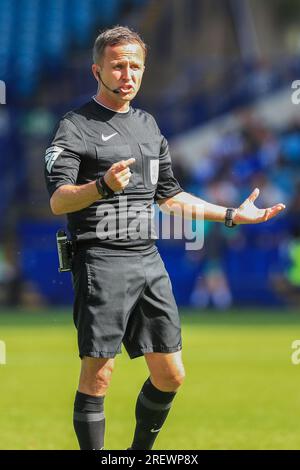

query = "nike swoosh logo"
[
  {"left": 102, "top": 132, "right": 117, "bottom": 142},
  {"left": 150, "top": 428, "right": 161, "bottom": 433}
]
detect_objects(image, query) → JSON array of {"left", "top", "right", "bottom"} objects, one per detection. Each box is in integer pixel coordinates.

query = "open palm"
[{"left": 234, "top": 188, "right": 286, "bottom": 224}]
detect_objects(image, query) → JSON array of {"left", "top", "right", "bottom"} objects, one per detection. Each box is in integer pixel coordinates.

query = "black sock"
[
  {"left": 73, "top": 391, "right": 105, "bottom": 450},
  {"left": 130, "top": 378, "right": 177, "bottom": 450}
]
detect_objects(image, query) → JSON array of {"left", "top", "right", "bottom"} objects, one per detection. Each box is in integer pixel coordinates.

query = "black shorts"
[{"left": 71, "top": 246, "right": 182, "bottom": 359}]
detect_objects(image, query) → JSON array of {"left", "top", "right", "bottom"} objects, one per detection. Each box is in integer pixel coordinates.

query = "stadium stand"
[{"left": 1, "top": 0, "right": 299, "bottom": 307}]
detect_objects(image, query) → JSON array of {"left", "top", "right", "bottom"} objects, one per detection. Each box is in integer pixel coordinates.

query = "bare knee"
[
  {"left": 146, "top": 351, "right": 186, "bottom": 392},
  {"left": 94, "top": 361, "right": 114, "bottom": 391},
  {"left": 151, "top": 367, "right": 186, "bottom": 392},
  {"left": 157, "top": 371, "right": 185, "bottom": 391},
  {"left": 78, "top": 357, "right": 115, "bottom": 396}
]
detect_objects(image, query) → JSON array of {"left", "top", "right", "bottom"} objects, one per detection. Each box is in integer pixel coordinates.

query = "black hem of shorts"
[
  {"left": 128, "top": 344, "right": 182, "bottom": 360},
  {"left": 79, "top": 344, "right": 182, "bottom": 360},
  {"left": 79, "top": 350, "right": 121, "bottom": 359}
]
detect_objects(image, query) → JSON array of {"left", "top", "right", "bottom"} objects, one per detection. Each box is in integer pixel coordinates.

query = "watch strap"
[
  {"left": 225, "top": 208, "right": 236, "bottom": 228},
  {"left": 96, "top": 176, "right": 115, "bottom": 199}
]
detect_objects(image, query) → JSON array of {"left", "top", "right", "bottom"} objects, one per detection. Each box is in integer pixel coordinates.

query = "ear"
[{"left": 92, "top": 63, "right": 100, "bottom": 81}]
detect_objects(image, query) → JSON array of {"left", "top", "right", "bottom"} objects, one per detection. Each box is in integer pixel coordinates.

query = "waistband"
[{"left": 73, "top": 240, "right": 158, "bottom": 257}]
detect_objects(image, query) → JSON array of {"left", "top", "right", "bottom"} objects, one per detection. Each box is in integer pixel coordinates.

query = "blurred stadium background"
[{"left": 1, "top": 0, "right": 300, "bottom": 450}]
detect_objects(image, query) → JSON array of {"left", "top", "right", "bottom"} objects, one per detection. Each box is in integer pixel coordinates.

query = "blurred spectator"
[
  {"left": 190, "top": 263, "right": 232, "bottom": 310},
  {"left": 272, "top": 188, "right": 300, "bottom": 305},
  {"left": 189, "top": 222, "right": 233, "bottom": 310},
  {"left": 0, "top": 239, "right": 21, "bottom": 306},
  {"left": 0, "top": 237, "right": 47, "bottom": 309}
]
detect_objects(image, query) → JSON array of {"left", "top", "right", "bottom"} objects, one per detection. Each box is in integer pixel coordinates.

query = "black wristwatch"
[
  {"left": 95, "top": 176, "right": 115, "bottom": 199},
  {"left": 225, "top": 208, "right": 237, "bottom": 228}
]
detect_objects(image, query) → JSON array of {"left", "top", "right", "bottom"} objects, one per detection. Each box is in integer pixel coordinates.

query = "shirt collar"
[{"left": 92, "top": 96, "right": 130, "bottom": 114}]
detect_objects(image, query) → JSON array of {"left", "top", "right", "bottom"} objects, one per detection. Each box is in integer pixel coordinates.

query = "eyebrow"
[{"left": 111, "top": 59, "right": 142, "bottom": 65}]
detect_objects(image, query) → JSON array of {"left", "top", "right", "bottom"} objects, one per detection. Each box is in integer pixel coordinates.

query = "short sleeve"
[
  {"left": 154, "top": 136, "right": 183, "bottom": 202},
  {"left": 44, "top": 117, "right": 85, "bottom": 198}
]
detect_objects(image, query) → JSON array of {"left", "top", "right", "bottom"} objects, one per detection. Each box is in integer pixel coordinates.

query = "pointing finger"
[
  {"left": 123, "top": 158, "right": 136, "bottom": 168},
  {"left": 114, "top": 158, "right": 136, "bottom": 172}
]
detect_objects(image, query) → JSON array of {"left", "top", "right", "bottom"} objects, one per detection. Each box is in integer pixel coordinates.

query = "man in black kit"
[{"left": 44, "top": 26, "right": 285, "bottom": 450}]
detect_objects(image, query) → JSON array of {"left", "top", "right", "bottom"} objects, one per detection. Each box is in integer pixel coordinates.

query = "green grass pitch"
[{"left": 0, "top": 308, "right": 300, "bottom": 450}]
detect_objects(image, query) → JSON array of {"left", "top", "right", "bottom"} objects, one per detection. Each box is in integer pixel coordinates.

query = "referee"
[{"left": 44, "top": 26, "right": 285, "bottom": 450}]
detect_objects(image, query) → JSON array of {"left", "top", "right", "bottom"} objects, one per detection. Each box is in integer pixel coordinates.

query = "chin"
[
  {"left": 121, "top": 88, "right": 138, "bottom": 99},
  {"left": 120, "top": 93, "right": 136, "bottom": 101}
]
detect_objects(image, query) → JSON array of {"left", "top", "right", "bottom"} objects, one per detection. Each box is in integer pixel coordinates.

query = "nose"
[{"left": 122, "top": 65, "right": 131, "bottom": 81}]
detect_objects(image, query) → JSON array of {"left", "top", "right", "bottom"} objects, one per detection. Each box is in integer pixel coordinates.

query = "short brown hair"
[{"left": 93, "top": 25, "right": 147, "bottom": 64}]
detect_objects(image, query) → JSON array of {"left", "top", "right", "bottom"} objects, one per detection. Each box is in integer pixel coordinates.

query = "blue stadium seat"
[
  {"left": 69, "top": 0, "right": 94, "bottom": 47},
  {"left": 41, "top": 0, "right": 68, "bottom": 62},
  {"left": 13, "top": 0, "right": 40, "bottom": 95},
  {"left": 94, "top": 0, "right": 121, "bottom": 25},
  {"left": 0, "top": 0, "right": 14, "bottom": 79},
  {"left": 1, "top": 0, "right": 149, "bottom": 96}
]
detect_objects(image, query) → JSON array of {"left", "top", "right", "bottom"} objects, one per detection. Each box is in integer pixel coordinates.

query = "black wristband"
[
  {"left": 101, "top": 176, "right": 115, "bottom": 198},
  {"left": 96, "top": 176, "right": 115, "bottom": 199},
  {"left": 225, "top": 208, "right": 236, "bottom": 228}
]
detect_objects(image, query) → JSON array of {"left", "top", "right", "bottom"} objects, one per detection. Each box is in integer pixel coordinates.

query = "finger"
[
  {"left": 118, "top": 176, "right": 131, "bottom": 186},
  {"left": 121, "top": 179, "right": 130, "bottom": 188},
  {"left": 113, "top": 158, "right": 136, "bottom": 172},
  {"left": 118, "top": 170, "right": 132, "bottom": 180},
  {"left": 263, "top": 204, "right": 285, "bottom": 222},
  {"left": 117, "top": 168, "right": 131, "bottom": 178},
  {"left": 124, "top": 157, "right": 136, "bottom": 167},
  {"left": 239, "top": 189, "right": 260, "bottom": 209},
  {"left": 248, "top": 187, "right": 260, "bottom": 203},
  {"left": 117, "top": 171, "right": 132, "bottom": 183},
  {"left": 269, "top": 203, "right": 286, "bottom": 216},
  {"left": 263, "top": 208, "right": 271, "bottom": 222}
]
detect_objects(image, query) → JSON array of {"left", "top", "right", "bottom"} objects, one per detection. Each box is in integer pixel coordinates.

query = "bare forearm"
[
  {"left": 159, "top": 191, "right": 227, "bottom": 222},
  {"left": 49, "top": 157, "right": 136, "bottom": 216},
  {"left": 50, "top": 182, "right": 101, "bottom": 215}
]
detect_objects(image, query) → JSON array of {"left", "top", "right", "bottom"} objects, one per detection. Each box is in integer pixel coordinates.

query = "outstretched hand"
[{"left": 233, "top": 188, "right": 286, "bottom": 225}]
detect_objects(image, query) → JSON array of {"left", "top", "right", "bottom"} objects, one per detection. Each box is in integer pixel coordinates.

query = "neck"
[{"left": 95, "top": 91, "right": 130, "bottom": 113}]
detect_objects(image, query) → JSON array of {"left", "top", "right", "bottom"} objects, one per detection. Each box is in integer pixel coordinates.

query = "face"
[{"left": 94, "top": 42, "right": 145, "bottom": 104}]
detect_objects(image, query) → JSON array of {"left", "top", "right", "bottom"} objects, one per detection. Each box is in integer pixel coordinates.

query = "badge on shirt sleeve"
[
  {"left": 45, "top": 146, "right": 64, "bottom": 173},
  {"left": 150, "top": 159, "right": 159, "bottom": 185}
]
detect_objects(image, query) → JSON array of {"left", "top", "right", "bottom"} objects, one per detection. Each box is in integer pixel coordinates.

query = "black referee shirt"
[{"left": 44, "top": 99, "right": 183, "bottom": 251}]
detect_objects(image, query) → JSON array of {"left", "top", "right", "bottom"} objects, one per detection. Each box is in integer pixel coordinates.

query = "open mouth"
[{"left": 120, "top": 85, "right": 134, "bottom": 93}]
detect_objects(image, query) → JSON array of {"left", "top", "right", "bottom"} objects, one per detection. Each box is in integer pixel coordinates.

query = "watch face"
[{"left": 225, "top": 209, "right": 235, "bottom": 227}]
